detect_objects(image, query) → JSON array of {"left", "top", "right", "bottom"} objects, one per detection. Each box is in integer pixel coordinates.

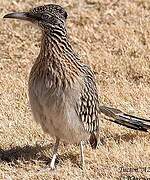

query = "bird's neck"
[
  {"left": 37, "top": 27, "right": 83, "bottom": 88},
  {"left": 39, "top": 27, "right": 77, "bottom": 61}
]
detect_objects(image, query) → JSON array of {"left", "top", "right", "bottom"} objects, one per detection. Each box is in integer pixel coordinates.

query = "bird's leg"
[
  {"left": 50, "top": 138, "right": 60, "bottom": 170},
  {"left": 80, "top": 141, "right": 85, "bottom": 169}
]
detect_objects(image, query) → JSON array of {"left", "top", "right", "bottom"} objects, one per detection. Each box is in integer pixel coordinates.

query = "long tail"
[{"left": 99, "top": 106, "right": 150, "bottom": 132}]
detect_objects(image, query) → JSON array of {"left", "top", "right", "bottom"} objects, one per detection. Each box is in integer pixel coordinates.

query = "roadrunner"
[{"left": 4, "top": 4, "right": 150, "bottom": 169}]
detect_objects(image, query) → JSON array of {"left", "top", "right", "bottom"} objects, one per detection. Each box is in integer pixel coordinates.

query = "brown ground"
[{"left": 0, "top": 0, "right": 150, "bottom": 179}]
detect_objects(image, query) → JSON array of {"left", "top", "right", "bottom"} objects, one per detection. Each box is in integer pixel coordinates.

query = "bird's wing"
[
  {"left": 76, "top": 66, "right": 100, "bottom": 148},
  {"left": 99, "top": 106, "right": 150, "bottom": 132}
]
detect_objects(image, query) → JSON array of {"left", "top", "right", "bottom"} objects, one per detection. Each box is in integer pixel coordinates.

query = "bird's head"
[{"left": 3, "top": 4, "right": 68, "bottom": 31}]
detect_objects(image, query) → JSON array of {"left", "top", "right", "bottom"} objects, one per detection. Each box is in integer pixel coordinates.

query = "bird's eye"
[{"left": 42, "top": 14, "right": 50, "bottom": 20}]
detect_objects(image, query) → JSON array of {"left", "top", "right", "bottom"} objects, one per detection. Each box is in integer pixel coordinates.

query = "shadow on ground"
[
  {"left": 0, "top": 144, "right": 53, "bottom": 164},
  {"left": 103, "top": 130, "right": 148, "bottom": 144},
  {"left": 0, "top": 131, "right": 147, "bottom": 166},
  {"left": 0, "top": 143, "right": 80, "bottom": 167}
]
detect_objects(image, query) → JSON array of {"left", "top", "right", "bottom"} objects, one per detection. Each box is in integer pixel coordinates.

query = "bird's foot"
[{"left": 49, "top": 154, "right": 57, "bottom": 170}]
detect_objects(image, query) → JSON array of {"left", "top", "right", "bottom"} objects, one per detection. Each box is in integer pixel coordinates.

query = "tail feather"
[
  {"left": 99, "top": 106, "right": 150, "bottom": 132},
  {"left": 89, "top": 133, "right": 98, "bottom": 149}
]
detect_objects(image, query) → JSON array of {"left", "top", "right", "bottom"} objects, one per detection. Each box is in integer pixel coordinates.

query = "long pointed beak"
[{"left": 3, "top": 12, "right": 31, "bottom": 21}]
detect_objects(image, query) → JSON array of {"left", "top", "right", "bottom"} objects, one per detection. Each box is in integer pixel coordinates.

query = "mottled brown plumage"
[{"left": 4, "top": 4, "right": 150, "bottom": 169}]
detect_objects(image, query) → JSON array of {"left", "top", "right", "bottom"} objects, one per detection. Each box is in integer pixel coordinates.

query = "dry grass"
[{"left": 0, "top": 0, "right": 150, "bottom": 179}]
